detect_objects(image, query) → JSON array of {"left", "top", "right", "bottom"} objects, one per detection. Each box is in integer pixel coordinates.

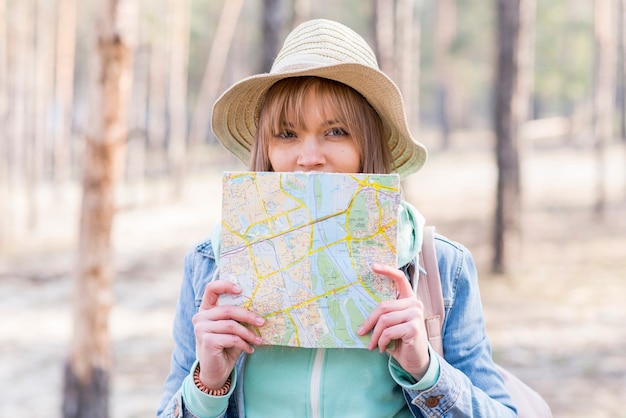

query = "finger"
[
  {"left": 197, "top": 304, "right": 266, "bottom": 326},
  {"left": 358, "top": 297, "right": 414, "bottom": 339},
  {"left": 376, "top": 318, "right": 421, "bottom": 352},
  {"left": 200, "top": 280, "right": 242, "bottom": 310},
  {"left": 375, "top": 324, "right": 403, "bottom": 353},
  {"left": 367, "top": 308, "right": 416, "bottom": 350},
  {"left": 193, "top": 308, "right": 266, "bottom": 349},
  {"left": 358, "top": 264, "right": 414, "bottom": 338},
  {"left": 209, "top": 320, "right": 263, "bottom": 347},
  {"left": 197, "top": 330, "right": 258, "bottom": 355},
  {"left": 371, "top": 263, "right": 413, "bottom": 299}
]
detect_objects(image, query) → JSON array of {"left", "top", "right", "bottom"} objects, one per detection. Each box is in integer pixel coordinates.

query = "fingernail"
[
  {"left": 233, "top": 284, "right": 242, "bottom": 292},
  {"left": 371, "top": 263, "right": 381, "bottom": 269},
  {"left": 357, "top": 326, "right": 364, "bottom": 334},
  {"left": 255, "top": 316, "right": 266, "bottom": 326}
]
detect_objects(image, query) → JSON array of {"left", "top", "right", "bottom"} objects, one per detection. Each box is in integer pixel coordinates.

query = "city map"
[{"left": 218, "top": 171, "right": 400, "bottom": 348}]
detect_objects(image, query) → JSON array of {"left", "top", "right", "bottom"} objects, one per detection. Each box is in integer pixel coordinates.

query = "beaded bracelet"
[{"left": 193, "top": 364, "right": 232, "bottom": 396}]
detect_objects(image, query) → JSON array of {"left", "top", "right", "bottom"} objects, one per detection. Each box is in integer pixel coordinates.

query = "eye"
[
  {"left": 275, "top": 130, "right": 296, "bottom": 139},
  {"left": 326, "top": 127, "right": 348, "bottom": 137}
]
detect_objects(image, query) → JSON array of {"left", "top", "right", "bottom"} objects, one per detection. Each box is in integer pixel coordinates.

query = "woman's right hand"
[{"left": 192, "top": 280, "right": 266, "bottom": 390}]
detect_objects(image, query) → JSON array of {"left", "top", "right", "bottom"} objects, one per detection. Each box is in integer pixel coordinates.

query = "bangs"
[
  {"left": 252, "top": 76, "right": 391, "bottom": 174},
  {"left": 264, "top": 78, "right": 351, "bottom": 136}
]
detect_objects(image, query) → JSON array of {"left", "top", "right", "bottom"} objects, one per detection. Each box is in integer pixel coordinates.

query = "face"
[{"left": 267, "top": 88, "right": 362, "bottom": 174}]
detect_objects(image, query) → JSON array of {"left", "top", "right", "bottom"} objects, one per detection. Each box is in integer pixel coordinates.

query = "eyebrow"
[
  {"left": 321, "top": 119, "right": 343, "bottom": 127},
  {"left": 278, "top": 119, "right": 343, "bottom": 130}
]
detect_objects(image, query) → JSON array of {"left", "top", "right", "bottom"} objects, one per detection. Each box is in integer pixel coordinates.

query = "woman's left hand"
[{"left": 358, "top": 263, "right": 430, "bottom": 381}]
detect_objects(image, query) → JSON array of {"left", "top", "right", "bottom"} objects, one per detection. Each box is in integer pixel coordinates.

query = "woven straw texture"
[{"left": 211, "top": 19, "right": 427, "bottom": 179}]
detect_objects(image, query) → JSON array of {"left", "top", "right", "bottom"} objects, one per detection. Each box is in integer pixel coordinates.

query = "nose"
[{"left": 296, "top": 135, "right": 325, "bottom": 170}]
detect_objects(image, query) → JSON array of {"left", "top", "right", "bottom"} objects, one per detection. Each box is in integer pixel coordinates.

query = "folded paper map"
[{"left": 218, "top": 171, "right": 400, "bottom": 348}]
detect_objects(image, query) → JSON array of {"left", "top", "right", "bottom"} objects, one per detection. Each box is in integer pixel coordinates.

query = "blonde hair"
[{"left": 249, "top": 77, "right": 393, "bottom": 173}]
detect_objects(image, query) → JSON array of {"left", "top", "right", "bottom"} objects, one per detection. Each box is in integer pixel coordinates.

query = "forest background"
[{"left": 1, "top": 0, "right": 625, "bottom": 417}]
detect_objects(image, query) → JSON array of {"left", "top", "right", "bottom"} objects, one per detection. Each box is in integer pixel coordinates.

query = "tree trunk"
[
  {"left": 62, "top": 0, "right": 133, "bottom": 416},
  {"left": 0, "top": 0, "right": 7, "bottom": 249},
  {"left": 53, "top": 0, "right": 77, "bottom": 183},
  {"left": 8, "top": 0, "right": 28, "bottom": 239},
  {"left": 188, "top": 0, "right": 244, "bottom": 153},
  {"left": 374, "top": 0, "right": 395, "bottom": 78},
  {"left": 23, "top": 0, "right": 39, "bottom": 232},
  {"left": 0, "top": 0, "right": 5, "bottom": 122},
  {"left": 621, "top": 0, "right": 626, "bottom": 198},
  {"left": 516, "top": 0, "right": 536, "bottom": 125},
  {"left": 30, "top": 0, "right": 56, "bottom": 230},
  {"left": 592, "top": 0, "right": 616, "bottom": 215},
  {"left": 261, "top": 0, "right": 284, "bottom": 73},
  {"left": 434, "top": 0, "right": 456, "bottom": 149},
  {"left": 617, "top": 0, "right": 626, "bottom": 142},
  {"left": 167, "top": 0, "right": 190, "bottom": 198},
  {"left": 147, "top": 46, "right": 167, "bottom": 159},
  {"left": 396, "top": 0, "right": 416, "bottom": 127},
  {"left": 493, "top": 0, "right": 528, "bottom": 274},
  {"left": 126, "top": 43, "right": 149, "bottom": 205},
  {"left": 25, "top": 0, "right": 36, "bottom": 230}
]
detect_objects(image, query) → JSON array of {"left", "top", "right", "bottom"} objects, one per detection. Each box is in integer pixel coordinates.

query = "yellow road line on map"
[
  {"left": 226, "top": 173, "right": 399, "bottom": 314},
  {"left": 262, "top": 282, "right": 359, "bottom": 319}
]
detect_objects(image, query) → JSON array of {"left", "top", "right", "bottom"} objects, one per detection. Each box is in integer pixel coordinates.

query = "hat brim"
[{"left": 211, "top": 63, "right": 427, "bottom": 179}]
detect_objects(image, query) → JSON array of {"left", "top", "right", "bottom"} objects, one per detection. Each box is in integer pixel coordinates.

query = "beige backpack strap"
[{"left": 417, "top": 226, "right": 445, "bottom": 356}]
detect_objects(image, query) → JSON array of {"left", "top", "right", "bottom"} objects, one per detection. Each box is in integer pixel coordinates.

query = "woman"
[{"left": 158, "top": 19, "right": 516, "bottom": 417}]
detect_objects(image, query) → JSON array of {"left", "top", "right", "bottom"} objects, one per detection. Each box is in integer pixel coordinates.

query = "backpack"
[{"left": 415, "top": 226, "right": 553, "bottom": 418}]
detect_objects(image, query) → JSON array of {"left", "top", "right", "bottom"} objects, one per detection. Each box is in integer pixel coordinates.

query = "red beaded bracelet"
[{"left": 193, "top": 364, "right": 232, "bottom": 396}]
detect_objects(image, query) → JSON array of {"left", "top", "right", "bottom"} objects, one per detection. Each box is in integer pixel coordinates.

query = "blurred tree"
[
  {"left": 261, "top": 0, "right": 285, "bottom": 72},
  {"left": 2, "top": 0, "right": 620, "bottom": 259},
  {"left": 493, "top": 0, "right": 535, "bottom": 274},
  {"left": 53, "top": 0, "right": 76, "bottom": 183},
  {"left": 396, "top": 0, "right": 417, "bottom": 127},
  {"left": 418, "top": 2, "right": 492, "bottom": 131},
  {"left": 533, "top": 1, "right": 592, "bottom": 118},
  {"left": 0, "top": 0, "right": 7, "bottom": 249},
  {"left": 5, "top": 0, "right": 29, "bottom": 242},
  {"left": 372, "top": 0, "right": 420, "bottom": 130},
  {"left": 125, "top": 1, "right": 149, "bottom": 199},
  {"left": 62, "top": 0, "right": 134, "bottom": 416},
  {"left": 31, "top": 0, "right": 56, "bottom": 229},
  {"left": 621, "top": 1, "right": 626, "bottom": 199},
  {"left": 167, "top": 0, "right": 190, "bottom": 197},
  {"left": 592, "top": 0, "right": 616, "bottom": 215},
  {"left": 0, "top": 0, "right": 4, "bottom": 122},
  {"left": 293, "top": 0, "right": 311, "bottom": 26},
  {"left": 373, "top": 0, "right": 395, "bottom": 78},
  {"left": 141, "top": 0, "right": 168, "bottom": 161},
  {"left": 188, "top": 0, "right": 244, "bottom": 156},
  {"left": 22, "top": 0, "right": 38, "bottom": 232},
  {"left": 517, "top": 0, "right": 536, "bottom": 127},
  {"left": 618, "top": 0, "right": 626, "bottom": 142},
  {"left": 434, "top": 0, "right": 455, "bottom": 149}
]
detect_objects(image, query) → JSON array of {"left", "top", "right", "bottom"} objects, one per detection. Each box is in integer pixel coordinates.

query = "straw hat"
[{"left": 211, "top": 18, "right": 427, "bottom": 179}]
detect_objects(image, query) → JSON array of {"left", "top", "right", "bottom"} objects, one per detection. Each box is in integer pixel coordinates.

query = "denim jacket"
[{"left": 157, "top": 234, "right": 517, "bottom": 417}]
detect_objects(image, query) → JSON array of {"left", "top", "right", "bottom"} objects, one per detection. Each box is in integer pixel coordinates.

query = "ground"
[{"left": 0, "top": 143, "right": 624, "bottom": 417}]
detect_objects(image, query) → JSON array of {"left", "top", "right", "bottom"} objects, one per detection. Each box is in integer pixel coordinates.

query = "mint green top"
[
  {"left": 182, "top": 200, "right": 437, "bottom": 417},
  {"left": 183, "top": 345, "right": 439, "bottom": 417}
]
